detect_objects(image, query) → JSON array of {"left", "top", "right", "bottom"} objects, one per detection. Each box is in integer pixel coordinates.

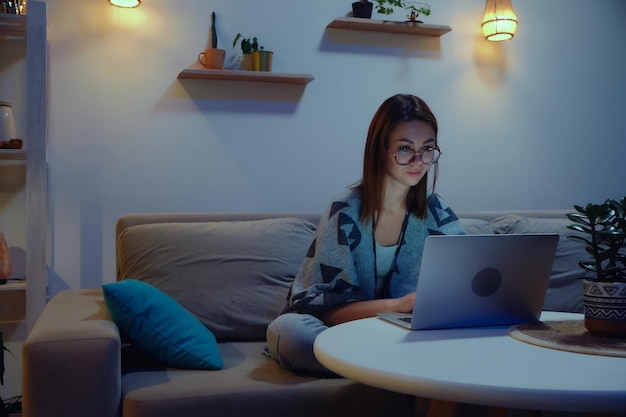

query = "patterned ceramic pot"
[{"left": 583, "top": 279, "right": 626, "bottom": 338}]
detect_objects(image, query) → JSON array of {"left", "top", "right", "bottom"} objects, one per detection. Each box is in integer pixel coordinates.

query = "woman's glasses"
[{"left": 389, "top": 146, "right": 441, "bottom": 166}]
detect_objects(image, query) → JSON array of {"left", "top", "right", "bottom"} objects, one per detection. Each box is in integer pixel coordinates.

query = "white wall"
[{"left": 44, "top": 0, "right": 626, "bottom": 294}]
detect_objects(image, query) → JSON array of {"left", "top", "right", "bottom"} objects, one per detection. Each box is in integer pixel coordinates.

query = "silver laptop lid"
[{"left": 410, "top": 233, "right": 559, "bottom": 330}]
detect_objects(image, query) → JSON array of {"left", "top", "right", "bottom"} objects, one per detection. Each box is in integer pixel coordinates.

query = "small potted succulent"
[
  {"left": 374, "top": 0, "right": 430, "bottom": 22},
  {"left": 567, "top": 196, "right": 626, "bottom": 337},
  {"left": 232, "top": 33, "right": 273, "bottom": 72},
  {"left": 197, "top": 12, "right": 226, "bottom": 70}
]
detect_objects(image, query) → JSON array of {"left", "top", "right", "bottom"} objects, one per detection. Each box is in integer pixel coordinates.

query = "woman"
[{"left": 266, "top": 94, "right": 466, "bottom": 375}]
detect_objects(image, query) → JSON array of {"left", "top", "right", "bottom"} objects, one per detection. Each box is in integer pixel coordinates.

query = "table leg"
[
  {"left": 425, "top": 399, "right": 458, "bottom": 417},
  {"left": 487, "top": 407, "right": 508, "bottom": 417},
  {"left": 413, "top": 397, "right": 431, "bottom": 417},
  {"left": 413, "top": 401, "right": 618, "bottom": 417},
  {"left": 414, "top": 400, "right": 514, "bottom": 417}
]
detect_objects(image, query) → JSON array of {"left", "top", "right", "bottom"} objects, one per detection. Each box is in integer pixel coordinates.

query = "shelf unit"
[
  {"left": 326, "top": 16, "right": 452, "bottom": 37},
  {"left": 0, "top": 2, "right": 48, "bottom": 331},
  {"left": 177, "top": 68, "right": 315, "bottom": 85}
]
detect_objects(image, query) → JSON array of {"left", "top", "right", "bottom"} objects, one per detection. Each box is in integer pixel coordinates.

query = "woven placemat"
[{"left": 509, "top": 320, "right": 626, "bottom": 358}]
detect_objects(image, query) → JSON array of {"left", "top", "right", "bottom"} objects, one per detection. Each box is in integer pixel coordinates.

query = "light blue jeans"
[{"left": 266, "top": 313, "right": 338, "bottom": 377}]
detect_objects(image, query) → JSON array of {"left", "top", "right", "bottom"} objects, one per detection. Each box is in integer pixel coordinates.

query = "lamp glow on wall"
[
  {"left": 109, "top": 0, "right": 141, "bottom": 8},
  {"left": 481, "top": 0, "right": 518, "bottom": 41}
]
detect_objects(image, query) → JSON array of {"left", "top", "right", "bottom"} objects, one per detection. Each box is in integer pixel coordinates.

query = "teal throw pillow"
[{"left": 102, "top": 279, "right": 223, "bottom": 370}]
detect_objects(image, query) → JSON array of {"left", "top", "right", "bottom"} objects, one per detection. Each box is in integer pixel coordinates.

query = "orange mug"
[{"left": 198, "top": 48, "right": 226, "bottom": 70}]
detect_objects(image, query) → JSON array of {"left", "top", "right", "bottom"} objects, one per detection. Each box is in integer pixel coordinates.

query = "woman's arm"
[{"left": 320, "top": 291, "right": 416, "bottom": 326}]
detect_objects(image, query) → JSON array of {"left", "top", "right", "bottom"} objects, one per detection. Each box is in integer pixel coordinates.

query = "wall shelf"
[
  {"left": 177, "top": 69, "right": 315, "bottom": 85},
  {"left": 326, "top": 17, "right": 452, "bottom": 37},
  {"left": 0, "top": 149, "right": 26, "bottom": 160},
  {"left": 0, "top": 13, "right": 26, "bottom": 37},
  {"left": 0, "top": 280, "right": 26, "bottom": 292}
]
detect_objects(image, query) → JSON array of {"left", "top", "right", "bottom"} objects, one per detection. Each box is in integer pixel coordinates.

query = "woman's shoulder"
[
  {"left": 425, "top": 193, "right": 466, "bottom": 233},
  {"left": 321, "top": 187, "right": 362, "bottom": 221},
  {"left": 427, "top": 192, "right": 448, "bottom": 209}
]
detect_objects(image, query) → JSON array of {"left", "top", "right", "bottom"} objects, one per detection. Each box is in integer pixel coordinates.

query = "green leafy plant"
[
  {"left": 374, "top": 0, "right": 430, "bottom": 16},
  {"left": 210, "top": 12, "right": 219, "bottom": 49},
  {"left": 232, "top": 33, "right": 264, "bottom": 54},
  {"left": 567, "top": 196, "right": 626, "bottom": 282}
]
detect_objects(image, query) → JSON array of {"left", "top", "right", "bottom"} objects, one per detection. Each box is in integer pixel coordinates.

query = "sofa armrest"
[{"left": 22, "top": 289, "right": 121, "bottom": 417}]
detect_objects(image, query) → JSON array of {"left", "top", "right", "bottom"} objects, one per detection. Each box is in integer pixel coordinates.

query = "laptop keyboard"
[{"left": 399, "top": 317, "right": 412, "bottom": 324}]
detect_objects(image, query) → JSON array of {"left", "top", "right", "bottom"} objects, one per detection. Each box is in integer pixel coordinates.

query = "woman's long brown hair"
[{"left": 356, "top": 94, "right": 439, "bottom": 223}]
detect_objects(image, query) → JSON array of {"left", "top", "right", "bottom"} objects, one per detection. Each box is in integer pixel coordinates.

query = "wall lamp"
[
  {"left": 481, "top": 0, "right": 517, "bottom": 41},
  {"left": 109, "top": 0, "right": 141, "bottom": 8}
]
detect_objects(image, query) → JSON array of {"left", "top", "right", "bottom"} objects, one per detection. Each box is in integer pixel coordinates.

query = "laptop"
[{"left": 377, "top": 233, "right": 559, "bottom": 330}]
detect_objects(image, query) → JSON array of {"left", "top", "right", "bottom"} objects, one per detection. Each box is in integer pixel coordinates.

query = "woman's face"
[{"left": 384, "top": 120, "right": 436, "bottom": 189}]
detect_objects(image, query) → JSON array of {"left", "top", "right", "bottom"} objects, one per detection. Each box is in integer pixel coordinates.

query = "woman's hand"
[
  {"left": 319, "top": 291, "right": 416, "bottom": 326},
  {"left": 393, "top": 291, "right": 416, "bottom": 313}
]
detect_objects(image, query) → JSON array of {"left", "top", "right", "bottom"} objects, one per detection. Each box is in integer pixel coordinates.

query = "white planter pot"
[{"left": 0, "top": 101, "right": 16, "bottom": 142}]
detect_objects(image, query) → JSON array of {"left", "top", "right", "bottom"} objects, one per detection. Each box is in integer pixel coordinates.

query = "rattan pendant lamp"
[{"left": 481, "top": 0, "right": 518, "bottom": 41}]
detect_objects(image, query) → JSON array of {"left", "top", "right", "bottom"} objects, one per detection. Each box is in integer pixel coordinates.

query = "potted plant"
[
  {"left": 352, "top": 0, "right": 373, "bottom": 19},
  {"left": 374, "top": 1, "right": 430, "bottom": 22},
  {"left": 567, "top": 196, "right": 626, "bottom": 338},
  {"left": 232, "top": 33, "right": 273, "bottom": 72},
  {"left": 197, "top": 12, "right": 226, "bottom": 69}
]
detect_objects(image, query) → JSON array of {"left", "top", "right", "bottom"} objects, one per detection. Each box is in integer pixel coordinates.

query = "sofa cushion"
[
  {"left": 459, "top": 218, "right": 493, "bottom": 235},
  {"left": 121, "top": 341, "right": 413, "bottom": 417},
  {"left": 117, "top": 218, "right": 317, "bottom": 340},
  {"left": 489, "top": 215, "right": 586, "bottom": 313},
  {"left": 103, "top": 279, "right": 223, "bottom": 370}
]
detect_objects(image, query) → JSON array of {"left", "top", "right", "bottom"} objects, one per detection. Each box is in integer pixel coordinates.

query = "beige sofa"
[{"left": 22, "top": 209, "right": 584, "bottom": 417}]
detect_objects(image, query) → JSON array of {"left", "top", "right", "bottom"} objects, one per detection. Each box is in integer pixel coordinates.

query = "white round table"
[{"left": 314, "top": 312, "right": 626, "bottom": 413}]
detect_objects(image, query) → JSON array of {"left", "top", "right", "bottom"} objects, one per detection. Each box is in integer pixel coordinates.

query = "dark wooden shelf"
[{"left": 327, "top": 17, "right": 451, "bottom": 37}]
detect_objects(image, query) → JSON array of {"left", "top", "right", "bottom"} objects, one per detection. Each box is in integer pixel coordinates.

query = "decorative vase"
[
  {"left": 252, "top": 50, "right": 273, "bottom": 72},
  {"left": 0, "top": 231, "right": 11, "bottom": 280},
  {"left": 582, "top": 279, "right": 626, "bottom": 338},
  {"left": 0, "top": 101, "right": 16, "bottom": 142},
  {"left": 352, "top": 1, "right": 373, "bottom": 18}
]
